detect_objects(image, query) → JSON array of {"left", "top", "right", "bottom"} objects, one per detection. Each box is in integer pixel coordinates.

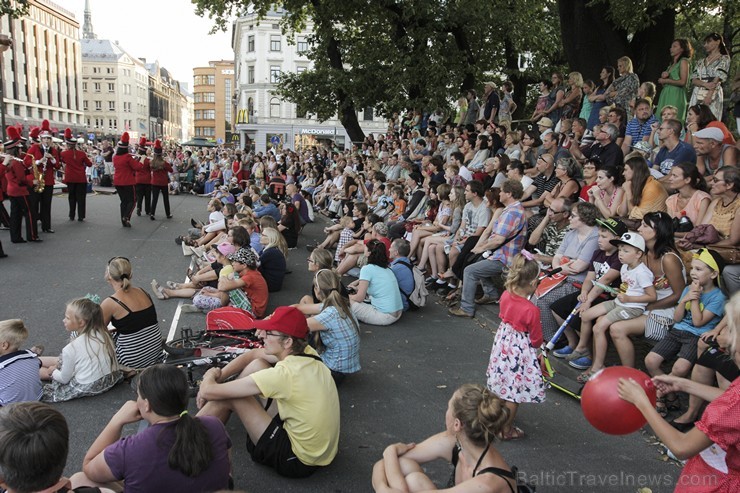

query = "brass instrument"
[
  {"left": 31, "top": 155, "right": 45, "bottom": 193},
  {"left": 0, "top": 152, "right": 25, "bottom": 164}
]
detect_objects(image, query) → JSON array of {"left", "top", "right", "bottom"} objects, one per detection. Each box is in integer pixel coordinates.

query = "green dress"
[{"left": 656, "top": 58, "right": 688, "bottom": 123}]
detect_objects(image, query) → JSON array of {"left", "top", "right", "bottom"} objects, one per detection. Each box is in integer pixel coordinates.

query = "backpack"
[{"left": 396, "top": 260, "right": 428, "bottom": 310}]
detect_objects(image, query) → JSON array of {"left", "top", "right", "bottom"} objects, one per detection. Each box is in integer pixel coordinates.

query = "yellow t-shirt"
[
  {"left": 629, "top": 176, "right": 668, "bottom": 220},
  {"left": 250, "top": 346, "right": 340, "bottom": 466}
]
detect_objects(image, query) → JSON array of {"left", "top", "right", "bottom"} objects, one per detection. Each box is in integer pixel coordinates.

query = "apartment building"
[{"left": 193, "top": 60, "right": 234, "bottom": 143}]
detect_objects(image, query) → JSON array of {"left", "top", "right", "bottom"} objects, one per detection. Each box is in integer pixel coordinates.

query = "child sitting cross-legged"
[
  {"left": 0, "top": 319, "right": 42, "bottom": 406},
  {"left": 569, "top": 232, "right": 657, "bottom": 381},
  {"left": 645, "top": 248, "right": 727, "bottom": 417}
]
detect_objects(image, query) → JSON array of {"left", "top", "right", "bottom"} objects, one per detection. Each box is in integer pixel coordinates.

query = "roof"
[{"left": 81, "top": 39, "right": 141, "bottom": 65}]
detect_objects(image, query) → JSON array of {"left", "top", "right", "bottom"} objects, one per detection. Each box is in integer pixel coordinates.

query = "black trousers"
[
  {"left": 37, "top": 186, "right": 54, "bottom": 230},
  {"left": 67, "top": 182, "right": 88, "bottom": 220},
  {"left": 451, "top": 235, "right": 481, "bottom": 280},
  {"left": 136, "top": 183, "right": 151, "bottom": 214},
  {"left": 116, "top": 185, "right": 136, "bottom": 222},
  {"left": 9, "top": 195, "right": 37, "bottom": 241},
  {"left": 0, "top": 199, "right": 10, "bottom": 227},
  {"left": 150, "top": 185, "right": 170, "bottom": 217}
]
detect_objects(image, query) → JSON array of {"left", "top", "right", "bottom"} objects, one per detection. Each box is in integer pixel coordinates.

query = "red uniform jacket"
[
  {"left": 25, "top": 144, "right": 62, "bottom": 186},
  {"left": 61, "top": 149, "right": 92, "bottom": 184},
  {"left": 150, "top": 160, "right": 174, "bottom": 187},
  {"left": 0, "top": 163, "right": 6, "bottom": 200},
  {"left": 113, "top": 153, "right": 145, "bottom": 186},
  {"left": 134, "top": 157, "right": 152, "bottom": 185},
  {"left": 5, "top": 160, "right": 33, "bottom": 197}
]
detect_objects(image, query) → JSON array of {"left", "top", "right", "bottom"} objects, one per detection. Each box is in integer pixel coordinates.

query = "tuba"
[{"left": 31, "top": 154, "right": 45, "bottom": 193}]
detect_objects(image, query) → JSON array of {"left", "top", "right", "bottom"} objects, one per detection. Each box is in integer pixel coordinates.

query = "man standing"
[
  {"left": 113, "top": 132, "right": 144, "bottom": 228},
  {"left": 60, "top": 129, "right": 92, "bottom": 222},
  {"left": 482, "top": 82, "right": 500, "bottom": 123},
  {"left": 24, "top": 120, "right": 61, "bottom": 234},
  {"left": 197, "top": 306, "right": 339, "bottom": 478},
  {"left": 449, "top": 180, "right": 527, "bottom": 317},
  {"left": 653, "top": 119, "right": 696, "bottom": 179},
  {"left": 462, "top": 90, "right": 480, "bottom": 126},
  {"left": 4, "top": 129, "right": 39, "bottom": 243},
  {"left": 101, "top": 138, "right": 114, "bottom": 186},
  {"left": 134, "top": 137, "right": 152, "bottom": 217},
  {"left": 621, "top": 99, "right": 657, "bottom": 155}
]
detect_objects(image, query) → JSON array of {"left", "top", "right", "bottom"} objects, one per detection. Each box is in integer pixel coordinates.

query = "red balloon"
[{"left": 581, "top": 366, "right": 657, "bottom": 435}]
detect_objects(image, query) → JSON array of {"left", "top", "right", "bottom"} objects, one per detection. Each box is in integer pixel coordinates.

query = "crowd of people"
[{"left": 1, "top": 31, "right": 740, "bottom": 493}]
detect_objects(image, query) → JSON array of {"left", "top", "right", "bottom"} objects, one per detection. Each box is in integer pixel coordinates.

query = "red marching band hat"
[
  {"left": 117, "top": 132, "right": 130, "bottom": 149},
  {"left": 153, "top": 139, "right": 163, "bottom": 155},
  {"left": 29, "top": 126, "right": 40, "bottom": 143},
  {"left": 64, "top": 128, "right": 76, "bottom": 145},
  {"left": 38, "top": 119, "right": 52, "bottom": 138},
  {"left": 4, "top": 126, "right": 22, "bottom": 149}
]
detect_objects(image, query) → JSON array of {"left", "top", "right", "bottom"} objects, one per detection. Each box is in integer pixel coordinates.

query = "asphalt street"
[{"left": 0, "top": 191, "right": 681, "bottom": 492}]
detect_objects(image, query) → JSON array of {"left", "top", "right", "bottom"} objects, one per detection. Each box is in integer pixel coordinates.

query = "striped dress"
[{"left": 109, "top": 291, "right": 163, "bottom": 369}]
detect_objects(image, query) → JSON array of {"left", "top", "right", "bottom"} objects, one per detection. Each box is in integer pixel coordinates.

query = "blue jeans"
[{"left": 460, "top": 259, "right": 505, "bottom": 314}]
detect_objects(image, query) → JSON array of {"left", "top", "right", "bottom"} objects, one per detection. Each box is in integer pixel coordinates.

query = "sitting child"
[
  {"left": 334, "top": 215, "right": 356, "bottom": 263},
  {"left": 40, "top": 299, "right": 122, "bottom": 402},
  {"left": 568, "top": 232, "right": 657, "bottom": 379},
  {"left": 646, "top": 248, "right": 727, "bottom": 417},
  {"left": 0, "top": 319, "right": 42, "bottom": 406},
  {"left": 388, "top": 186, "right": 406, "bottom": 221}
]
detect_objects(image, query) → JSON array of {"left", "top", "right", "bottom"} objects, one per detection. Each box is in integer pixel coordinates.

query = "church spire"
[{"left": 82, "top": 0, "right": 96, "bottom": 40}]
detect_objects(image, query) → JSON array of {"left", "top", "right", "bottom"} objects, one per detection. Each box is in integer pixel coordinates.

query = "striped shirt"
[
  {"left": 490, "top": 201, "right": 527, "bottom": 265},
  {"left": 0, "top": 350, "right": 43, "bottom": 405}
]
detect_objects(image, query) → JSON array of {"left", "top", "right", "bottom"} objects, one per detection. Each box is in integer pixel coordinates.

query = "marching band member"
[
  {"left": 24, "top": 120, "right": 61, "bottom": 234},
  {"left": 4, "top": 126, "right": 39, "bottom": 243},
  {"left": 134, "top": 136, "right": 152, "bottom": 217},
  {"left": 149, "top": 139, "right": 173, "bottom": 220},
  {"left": 61, "top": 128, "right": 92, "bottom": 222},
  {"left": 113, "top": 132, "right": 144, "bottom": 227}
]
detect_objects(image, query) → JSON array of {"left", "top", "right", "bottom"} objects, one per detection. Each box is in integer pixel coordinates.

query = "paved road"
[{"left": 0, "top": 192, "right": 681, "bottom": 492}]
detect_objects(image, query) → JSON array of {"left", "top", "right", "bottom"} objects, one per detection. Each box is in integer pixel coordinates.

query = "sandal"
[
  {"left": 445, "top": 287, "right": 460, "bottom": 302},
  {"left": 577, "top": 370, "right": 597, "bottom": 384},
  {"left": 166, "top": 281, "right": 181, "bottom": 290},
  {"left": 656, "top": 394, "right": 680, "bottom": 418},
  {"left": 150, "top": 280, "right": 168, "bottom": 300},
  {"left": 499, "top": 426, "right": 525, "bottom": 441}
]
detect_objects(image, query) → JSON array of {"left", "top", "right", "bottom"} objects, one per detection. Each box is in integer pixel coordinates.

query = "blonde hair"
[
  {"left": 339, "top": 215, "right": 355, "bottom": 228},
  {"left": 451, "top": 384, "right": 510, "bottom": 446},
  {"left": 262, "top": 227, "right": 288, "bottom": 258},
  {"left": 504, "top": 254, "right": 540, "bottom": 292},
  {"left": 0, "top": 319, "right": 29, "bottom": 349},
  {"left": 314, "top": 269, "right": 358, "bottom": 333},
  {"left": 106, "top": 257, "right": 133, "bottom": 291},
  {"left": 310, "top": 249, "right": 334, "bottom": 270},
  {"left": 66, "top": 298, "right": 118, "bottom": 370},
  {"left": 568, "top": 71, "right": 584, "bottom": 87},
  {"left": 618, "top": 56, "right": 634, "bottom": 73}
]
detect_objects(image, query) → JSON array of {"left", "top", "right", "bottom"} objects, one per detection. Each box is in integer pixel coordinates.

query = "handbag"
[
  {"left": 676, "top": 224, "right": 721, "bottom": 249},
  {"left": 709, "top": 245, "right": 740, "bottom": 265}
]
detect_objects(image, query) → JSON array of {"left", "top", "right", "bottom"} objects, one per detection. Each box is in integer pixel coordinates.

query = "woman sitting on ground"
[
  {"left": 372, "top": 384, "right": 516, "bottom": 493},
  {"left": 617, "top": 154, "right": 668, "bottom": 228},
  {"left": 421, "top": 186, "right": 466, "bottom": 287},
  {"left": 278, "top": 202, "right": 301, "bottom": 249},
  {"left": 307, "top": 269, "right": 361, "bottom": 385},
  {"left": 259, "top": 227, "right": 288, "bottom": 292},
  {"left": 587, "top": 164, "right": 625, "bottom": 218},
  {"left": 72, "top": 364, "right": 232, "bottom": 492},
  {"left": 348, "top": 239, "right": 403, "bottom": 326},
  {"left": 408, "top": 184, "right": 451, "bottom": 261},
  {"left": 101, "top": 258, "right": 163, "bottom": 370}
]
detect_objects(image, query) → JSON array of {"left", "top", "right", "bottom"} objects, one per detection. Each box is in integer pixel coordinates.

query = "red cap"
[
  {"left": 29, "top": 127, "right": 40, "bottom": 140},
  {"left": 39, "top": 119, "right": 52, "bottom": 138},
  {"left": 252, "top": 306, "right": 308, "bottom": 339},
  {"left": 153, "top": 139, "right": 163, "bottom": 154},
  {"left": 138, "top": 136, "right": 148, "bottom": 147},
  {"left": 118, "top": 132, "right": 130, "bottom": 149}
]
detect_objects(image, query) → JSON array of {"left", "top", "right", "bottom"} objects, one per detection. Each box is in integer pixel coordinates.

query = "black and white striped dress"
[{"left": 109, "top": 290, "right": 163, "bottom": 369}]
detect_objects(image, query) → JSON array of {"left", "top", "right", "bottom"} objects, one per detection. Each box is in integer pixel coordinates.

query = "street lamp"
[{"left": 0, "top": 34, "right": 12, "bottom": 141}]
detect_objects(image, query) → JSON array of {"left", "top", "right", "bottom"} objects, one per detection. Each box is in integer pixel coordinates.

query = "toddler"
[{"left": 0, "top": 319, "right": 42, "bottom": 406}]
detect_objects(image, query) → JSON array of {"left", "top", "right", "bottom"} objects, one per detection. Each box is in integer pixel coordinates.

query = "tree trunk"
[
  {"left": 503, "top": 37, "right": 532, "bottom": 121},
  {"left": 628, "top": 9, "right": 675, "bottom": 84}
]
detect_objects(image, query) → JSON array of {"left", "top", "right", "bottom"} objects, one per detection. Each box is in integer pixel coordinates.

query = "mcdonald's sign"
[{"left": 236, "top": 109, "right": 249, "bottom": 124}]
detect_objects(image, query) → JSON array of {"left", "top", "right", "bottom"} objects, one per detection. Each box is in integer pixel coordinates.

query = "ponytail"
[{"left": 168, "top": 413, "right": 214, "bottom": 477}]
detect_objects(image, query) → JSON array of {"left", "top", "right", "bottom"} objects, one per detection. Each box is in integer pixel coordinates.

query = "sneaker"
[
  {"left": 475, "top": 294, "right": 499, "bottom": 305},
  {"left": 175, "top": 236, "right": 183, "bottom": 246},
  {"left": 424, "top": 276, "right": 438, "bottom": 287},
  {"left": 180, "top": 304, "right": 201, "bottom": 313},
  {"left": 552, "top": 346, "right": 574, "bottom": 359},
  {"left": 448, "top": 307, "right": 474, "bottom": 318},
  {"left": 569, "top": 356, "right": 593, "bottom": 370},
  {"left": 436, "top": 284, "right": 454, "bottom": 296},
  {"left": 565, "top": 348, "right": 591, "bottom": 361}
]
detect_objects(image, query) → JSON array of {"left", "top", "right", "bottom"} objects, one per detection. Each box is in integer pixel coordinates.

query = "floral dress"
[
  {"left": 486, "top": 291, "right": 546, "bottom": 404},
  {"left": 690, "top": 55, "right": 731, "bottom": 120}
]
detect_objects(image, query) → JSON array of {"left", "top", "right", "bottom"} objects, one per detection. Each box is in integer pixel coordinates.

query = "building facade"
[
  {"left": 193, "top": 60, "right": 234, "bottom": 143},
  {"left": 145, "top": 61, "right": 187, "bottom": 142},
  {"left": 0, "top": 0, "right": 84, "bottom": 136},
  {"left": 232, "top": 9, "right": 384, "bottom": 153},
  {"left": 81, "top": 39, "right": 150, "bottom": 140}
]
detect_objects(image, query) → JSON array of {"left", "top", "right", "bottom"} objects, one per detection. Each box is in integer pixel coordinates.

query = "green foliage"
[{"left": 0, "top": 0, "right": 29, "bottom": 19}]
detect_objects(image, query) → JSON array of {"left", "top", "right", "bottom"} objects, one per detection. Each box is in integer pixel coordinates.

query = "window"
[
  {"left": 94, "top": 101, "right": 101, "bottom": 111},
  {"left": 296, "top": 66, "right": 307, "bottom": 74},
  {"left": 270, "top": 35, "right": 281, "bottom": 52},
  {"left": 108, "top": 83, "right": 115, "bottom": 92},
  {"left": 108, "top": 101, "right": 115, "bottom": 111},
  {"left": 106, "top": 67, "right": 113, "bottom": 74},
  {"left": 86, "top": 118, "right": 90, "bottom": 127},
  {"left": 83, "top": 101, "right": 88, "bottom": 111},
  {"left": 195, "top": 127, "right": 215, "bottom": 137},
  {"left": 248, "top": 66, "right": 255, "bottom": 84},
  {"left": 270, "top": 66, "right": 281, "bottom": 84},
  {"left": 82, "top": 82, "right": 87, "bottom": 91},
  {"left": 363, "top": 107, "right": 373, "bottom": 121},
  {"left": 195, "top": 92, "right": 215, "bottom": 103},
  {"left": 297, "top": 37, "right": 308, "bottom": 54},
  {"left": 194, "top": 110, "right": 216, "bottom": 120},
  {"left": 225, "top": 79, "right": 232, "bottom": 122},
  {"left": 94, "top": 82, "right": 100, "bottom": 92},
  {"left": 92, "top": 67, "right": 99, "bottom": 74},
  {"left": 270, "top": 97, "right": 280, "bottom": 118},
  {"left": 247, "top": 35, "right": 254, "bottom": 52},
  {"left": 108, "top": 118, "right": 117, "bottom": 128},
  {"left": 195, "top": 75, "right": 215, "bottom": 85}
]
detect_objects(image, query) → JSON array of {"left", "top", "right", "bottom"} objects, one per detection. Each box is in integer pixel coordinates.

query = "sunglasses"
[{"left": 108, "top": 256, "right": 130, "bottom": 265}]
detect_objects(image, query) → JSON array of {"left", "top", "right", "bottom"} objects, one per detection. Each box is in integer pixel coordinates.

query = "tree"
[{"left": 0, "top": 0, "right": 29, "bottom": 18}]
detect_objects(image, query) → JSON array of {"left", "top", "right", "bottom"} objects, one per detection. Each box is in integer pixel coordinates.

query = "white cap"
[
  {"left": 693, "top": 127, "right": 724, "bottom": 142},
  {"left": 610, "top": 232, "right": 646, "bottom": 252}
]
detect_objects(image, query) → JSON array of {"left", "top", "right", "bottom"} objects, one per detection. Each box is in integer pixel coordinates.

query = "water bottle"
[{"left": 677, "top": 211, "right": 693, "bottom": 233}]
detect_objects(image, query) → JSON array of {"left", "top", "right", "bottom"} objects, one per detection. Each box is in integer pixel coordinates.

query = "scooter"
[{"left": 540, "top": 302, "right": 585, "bottom": 399}]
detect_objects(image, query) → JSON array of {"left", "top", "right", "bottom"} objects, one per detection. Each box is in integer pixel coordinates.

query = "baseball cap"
[
  {"left": 252, "top": 306, "right": 308, "bottom": 339},
  {"left": 610, "top": 232, "right": 646, "bottom": 252},
  {"left": 596, "top": 218, "right": 628, "bottom": 238},
  {"left": 538, "top": 117, "right": 553, "bottom": 128},
  {"left": 631, "top": 141, "right": 651, "bottom": 153},
  {"left": 693, "top": 127, "right": 724, "bottom": 142}
]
